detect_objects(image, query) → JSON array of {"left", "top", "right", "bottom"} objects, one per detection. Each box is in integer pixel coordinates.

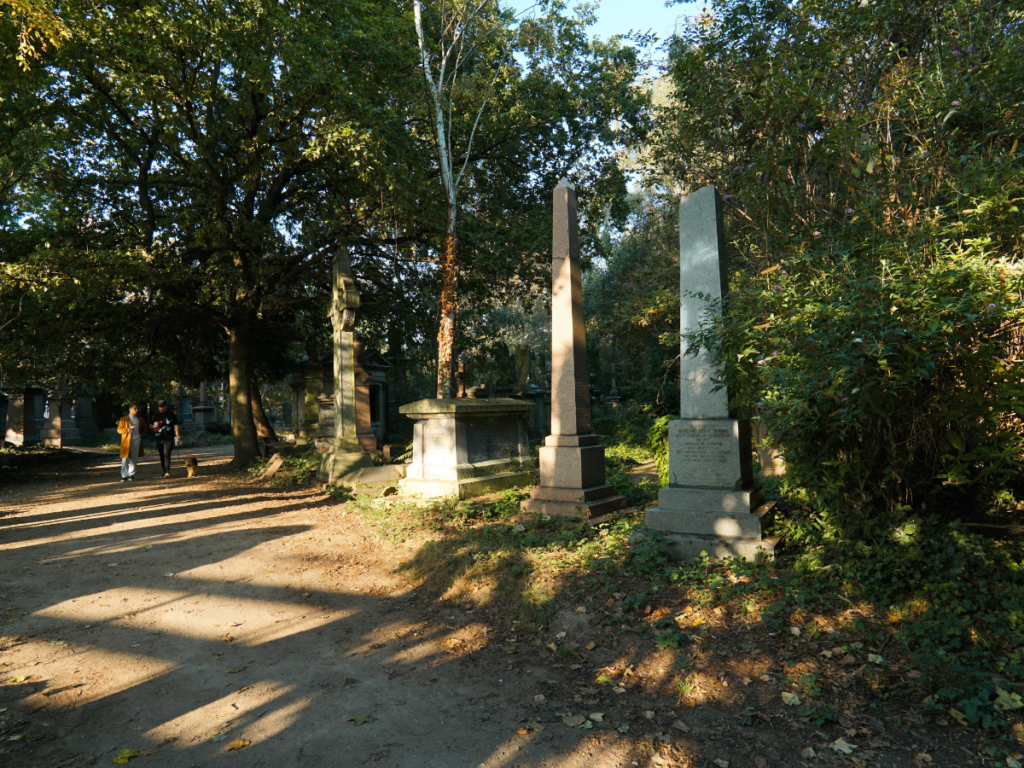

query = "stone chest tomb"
[{"left": 398, "top": 398, "right": 534, "bottom": 499}]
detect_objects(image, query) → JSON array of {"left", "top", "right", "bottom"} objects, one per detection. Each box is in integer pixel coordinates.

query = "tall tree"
[
  {"left": 410, "top": 0, "right": 649, "bottom": 397},
  {"left": 5, "top": 0, "right": 415, "bottom": 466}
]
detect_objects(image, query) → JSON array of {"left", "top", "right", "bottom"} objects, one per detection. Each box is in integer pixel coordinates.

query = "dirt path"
[
  {"left": 0, "top": 447, "right": 642, "bottom": 768},
  {"left": 0, "top": 449, "right": 993, "bottom": 767}
]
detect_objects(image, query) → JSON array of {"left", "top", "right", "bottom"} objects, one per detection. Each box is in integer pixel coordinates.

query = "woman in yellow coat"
[{"left": 116, "top": 404, "right": 148, "bottom": 481}]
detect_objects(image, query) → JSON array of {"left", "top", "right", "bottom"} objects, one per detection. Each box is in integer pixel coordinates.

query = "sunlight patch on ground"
[
  {"left": 143, "top": 682, "right": 299, "bottom": 747},
  {"left": 35, "top": 585, "right": 356, "bottom": 646}
]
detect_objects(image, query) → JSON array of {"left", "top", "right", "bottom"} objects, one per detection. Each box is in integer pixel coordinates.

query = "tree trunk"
[
  {"left": 228, "top": 313, "right": 260, "bottom": 468},
  {"left": 436, "top": 224, "right": 458, "bottom": 399},
  {"left": 251, "top": 379, "right": 278, "bottom": 443}
]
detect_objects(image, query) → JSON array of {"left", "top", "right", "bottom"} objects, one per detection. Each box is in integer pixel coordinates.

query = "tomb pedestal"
[
  {"left": 645, "top": 418, "right": 776, "bottom": 560},
  {"left": 399, "top": 398, "right": 534, "bottom": 499}
]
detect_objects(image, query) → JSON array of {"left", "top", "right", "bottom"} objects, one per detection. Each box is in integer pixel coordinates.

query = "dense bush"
[{"left": 653, "top": 0, "right": 1024, "bottom": 534}]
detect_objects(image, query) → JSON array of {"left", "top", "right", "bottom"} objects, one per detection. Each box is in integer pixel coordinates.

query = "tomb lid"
[{"left": 399, "top": 398, "right": 534, "bottom": 417}]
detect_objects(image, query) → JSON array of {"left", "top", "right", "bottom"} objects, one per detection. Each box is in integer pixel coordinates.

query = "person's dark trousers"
[{"left": 156, "top": 439, "right": 175, "bottom": 475}]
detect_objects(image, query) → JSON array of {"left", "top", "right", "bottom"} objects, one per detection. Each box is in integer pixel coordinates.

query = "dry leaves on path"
[{"left": 226, "top": 739, "right": 250, "bottom": 751}]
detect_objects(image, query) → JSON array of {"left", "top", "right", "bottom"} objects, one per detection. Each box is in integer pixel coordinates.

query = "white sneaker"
[{"left": 163, "top": 473, "right": 170, "bottom": 479}]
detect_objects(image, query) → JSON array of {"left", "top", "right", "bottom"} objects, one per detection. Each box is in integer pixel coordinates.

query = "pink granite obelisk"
[{"left": 520, "top": 179, "right": 625, "bottom": 521}]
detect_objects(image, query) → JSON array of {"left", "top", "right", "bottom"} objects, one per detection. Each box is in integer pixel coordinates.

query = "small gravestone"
[{"left": 645, "top": 185, "right": 777, "bottom": 560}]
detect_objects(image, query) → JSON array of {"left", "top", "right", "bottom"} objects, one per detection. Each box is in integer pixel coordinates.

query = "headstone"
[
  {"left": 354, "top": 341, "right": 377, "bottom": 453},
  {"left": 455, "top": 362, "right": 468, "bottom": 399},
  {"left": 40, "top": 386, "right": 82, "bottom": 447},
  {"left": 645, "top": 185, "right": 777, "bottom": 560},
  {"left": 398, "top": 398, "right": 534, "bottom": 498},
  {"left": 297, "top": 366, "right": 323, "bottom": 446},
  {"left": 193, "top": 381, "right": 214, "bottom": 430},
  {"left": 74, "top": 395, "right": 98, "bottom": 441},
  {"left": 282, "top": 401, "right": 293, "bottom": 428},
  {"left": 316, "top": 248, "right": 373, "bottom": 483},
  {"left": 513, "top": 345, "right": 531, "bottom": 395},
  {"left": 520, "top": 179, "right": 625, "bottom": 521},
  {"left": 5, "top": 386, "right": 44, "bottom": 446},
  {"left": 179, "top": 389, "right": 194, "bottom": 423},
  {"left": 754, "top": 421, "right": 786, "bottom": 477}
]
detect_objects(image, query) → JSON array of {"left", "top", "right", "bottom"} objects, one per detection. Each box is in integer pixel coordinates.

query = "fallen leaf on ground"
[
  {"left": 215, "top": 633, "right": 234, "bottom": 642},
  {"left": 555, "top": 631, "right": 566, "bottom": 639},
  {"left": 781, "top": 691, "right": 800, "bottom": 706},
  {"left": 589, "top": 712, "right": 604, "bottom": 722},
  {"left": 349, "top": 714, "right": 373, "bottom": 726},
  {"left": 713, "top": 759, "right": 730, "bottom": 768},
  {"left": 617, "top": 724, "right": 629, "bottom": 733},
  {"left": 585, "top": 642, "right": 596, "bottom": 650},
  {"left": 948, "top": 708, "right": 969, "bottom": 726},
  {"left": 800, "top": 747, "right": 816, "bottom": 758},
  {"left": 913, "top": 753, "right": 932, "bottom": 765},
  {"left": 754, "top": 758, "right": 767, "bottom": 768},
  {"left": 208, "top": 733, "right": 229, "bottom": 743},
  {"left": 112, "top": 748, "right": 141, "bottom": 764},
  {"left": 513, "top": 524, "right": 526, "bottom": 532},
  {"left": 596, "top": 674, "right": 614, "bottom": 685},
  {"left": 226, "top": 739, "right": 250, "bottom": 751},
  {"left": 831, "top": 737, "right": 857, "bottom": 754},
  {"left": 226, "top": 667, "right": 246, "bottom": 674},
  {"left": 534, "top": 694, "right": 546, "bottom": 703},
  {"left": 789, "top": 626, "right": 801, "bottom": 637},
  {"left": 575, "top": 607, "right": 586, "bottom": 613},
  {"left": 613, "top": 686, "right": 626, "bottom": 694},
  {"left": 561, "top": 715, "right": 585, "bottom": 727},
  {"left": 48, "top": 641, "right": 66, "bottom": 646},
  {"left": 868, "top": 654, "right": 884, "bottom": 664},
  {"left": 742, "top": 677, "right": 752, "bottom": 685},
  {"left": 672, "top": 720, "right": 690, "bottom": 733},
  {"left": 546, "top": 643, "right": 557, "bottom": 652},
  {"left": 1007, "top": 758, "right": 1022, "bottom": 768}
]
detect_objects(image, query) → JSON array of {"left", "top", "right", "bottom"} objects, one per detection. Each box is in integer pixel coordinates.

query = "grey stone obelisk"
[
  {"left": 316, "top": 248, "right": 373, "bottom": 484},
  {"left": 520, "top": 179, "right": 625, "bottom": 521},
  {"left": 646, "top": 185, "right": 776, "bottom": 560}
]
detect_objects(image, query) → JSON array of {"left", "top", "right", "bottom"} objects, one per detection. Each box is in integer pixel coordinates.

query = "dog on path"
[{"left": 185, "top": 456, "right": 198, "bottom": 479}]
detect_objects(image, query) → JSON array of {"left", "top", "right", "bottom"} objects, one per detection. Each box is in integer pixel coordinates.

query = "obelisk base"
[
  {"left": 316, "top": 436, "right": 373, "bottom": 485},
  {"left": 520, "top": 436, "right": 625, "bottom": 522},
  {"left": 520, "top": 483, "right": 625, "bottom": 521}
]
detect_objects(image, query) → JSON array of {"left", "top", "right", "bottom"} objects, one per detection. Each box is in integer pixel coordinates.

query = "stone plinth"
[
  {"left": 398, "top": 398, "right": 534, "bottom": 499},
  {"left": 645, "top": 418, "right": 775, "bottom": 560}
]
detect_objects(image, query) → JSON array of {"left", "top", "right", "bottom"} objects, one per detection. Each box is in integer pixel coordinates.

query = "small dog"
[{"left": 185, "top": 456, "right": 198, "bottom": 479}]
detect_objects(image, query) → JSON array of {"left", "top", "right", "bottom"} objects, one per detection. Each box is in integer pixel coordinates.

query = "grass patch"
[{"left": 248, "top": 451, "right": 320, "bottom": 485}]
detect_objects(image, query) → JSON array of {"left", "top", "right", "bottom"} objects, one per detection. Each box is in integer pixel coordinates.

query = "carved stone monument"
[
  {"left": 520, "top": 179, "right": 625, "bottom": 521},
  {"left": 645, "top": 186, "right": 777, "bottom": 560},
  {"left": 5, "top": 386, "right": 43, "bottom": 446},
  {"left": 316, "top": 249, "right": 374, "bottom": 484},
  {"left": 398, "top": 398, "right": 534, "bottom": 499}
]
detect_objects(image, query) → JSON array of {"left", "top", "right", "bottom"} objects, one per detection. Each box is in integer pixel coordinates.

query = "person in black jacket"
[{"left": 150, "top": 400, "right": 182, "bottom": 478}]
